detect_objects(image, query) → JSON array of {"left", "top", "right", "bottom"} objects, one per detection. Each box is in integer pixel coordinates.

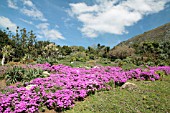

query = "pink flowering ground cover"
[{"left": 0, "top": 63, "right": 170, "bottom": 113}]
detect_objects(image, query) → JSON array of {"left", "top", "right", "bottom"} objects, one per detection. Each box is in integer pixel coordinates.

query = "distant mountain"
[{"left": 117, "top": 22, "right": 170, "bottom": 47}]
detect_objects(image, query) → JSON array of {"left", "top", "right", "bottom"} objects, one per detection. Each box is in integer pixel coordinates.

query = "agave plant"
[
  {"left": 5, "top": 66, "right": 24, "bottom": 85},
  {"left": 22, "top": 68, "right": 44, "bottom": 83}
]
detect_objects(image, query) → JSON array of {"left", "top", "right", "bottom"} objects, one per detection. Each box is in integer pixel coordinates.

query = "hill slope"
[{"left": 118, "top": 22, "right": 170, "bottom": 46}]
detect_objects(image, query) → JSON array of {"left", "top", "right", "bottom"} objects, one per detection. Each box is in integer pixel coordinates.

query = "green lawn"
[{"left": 65, "top": 75, "right": 170, "bottom": 113}]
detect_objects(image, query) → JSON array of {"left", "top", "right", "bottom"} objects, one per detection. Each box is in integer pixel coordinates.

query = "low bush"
[
  {"left": 36, "top": 57, "right": 58, "bottom": 65},
  {"left": 4, "top": 66, "right": 45, "bottom": 85},
  {"left": 5, "top": 66, "right": 24, "bottom": 85}
]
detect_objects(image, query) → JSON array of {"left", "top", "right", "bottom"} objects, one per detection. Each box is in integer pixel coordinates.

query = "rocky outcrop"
[{"left": 120, "top": 82, "right": 137, "bottom": 90}]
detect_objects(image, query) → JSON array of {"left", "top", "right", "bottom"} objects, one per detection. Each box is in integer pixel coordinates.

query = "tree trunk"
[{"left": 1, "top": 56, "right": 5, "bottom": 66}]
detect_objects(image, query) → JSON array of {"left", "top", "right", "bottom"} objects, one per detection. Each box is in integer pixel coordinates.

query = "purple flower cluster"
[
  {"left": 0, "top": 87, "right": 40, "bottom": 113},
  {"left": 0, "top": 64, "right": 169, "bottom": 113},
  {"left": 30, "top": 63, "right": 54, "bottom": 72}
]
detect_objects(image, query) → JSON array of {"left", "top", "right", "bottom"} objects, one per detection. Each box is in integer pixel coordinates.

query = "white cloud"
[
  {"left": 0, "top": 16, "right": 17, "bottom": 32},
  {"left": 20, "top": 0, "right": 47, "bottom": 22},
  {"left": 69, "top": 3, "right": 98, "bottom": 15},
  {"left": 21, "top": 8, "right": 47, "bottom": 21},
  {"left": 36, "top": 23, "right": 65, "bottom": 40},
  {"left": 7, "top": 0, "right": 18, "bottom": 9},
  {"left": 69, "top": 0, "right": 170, "bottom": 38},
  {"left": 19, "top": 18, "right": 33, "bottom": 25},
  {"left": 22, "top": 0, "right": 34, "bottom": 7},
  {"left": 7, "top": 0, "right": 47, "bottom": 21},
  {"left": 44, "top": 29, "right": 64, "bottom": 40},
  {"left": 36, "top": 23, "right": 49, "bottom": 30}
]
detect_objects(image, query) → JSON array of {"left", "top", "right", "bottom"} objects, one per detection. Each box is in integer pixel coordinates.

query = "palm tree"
[{"left": 1, "top": 45, "right": 14, "bottom": 65}]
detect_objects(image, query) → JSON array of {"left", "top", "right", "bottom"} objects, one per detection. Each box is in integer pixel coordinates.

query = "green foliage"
[
  {"left": 122, "top": 57, "right": 133, "bottom": 64},
  {"left": 42, "top": 43, "right": 59, "bottom": 58},
  {"left": 121, "top": 63, "right": 138, "bottom": 70},
  {"left": 106, "top": 80, "right": 115, "bottom": 88},
  {"left": 70, "top": 52, "right": 88, "bottom": 62},
  {"left": 156, "top": 70, "right": 167, "bottom": 80},
  {"left": 97, "top": 58, "right": 111, "bottom": 66},
  {"left": 133, "top": 41, "right": 170, "bottom": 66},
  {"left": 0, "top": 23, "right": 170, "bottom": 67},
  {"left": 159, "top": 54, "right": 168, "bottom": 60},
  {"left": 5, "top": 66, "right": 24, "bottom": 85},
  {"left": 36, "top": 57, "right": 58, "bottom": 65},
  {"left": 156, "top": 59, "right": 169, "bottom": 66},
  {"left": 70, "top": 46, "right": 85, "bottom": 53},
  {"left": 61, "top": 46, "right": 72, "bottom": 56},
  {"left": 109, "top": 40, "right": 169, "bottom": 67},
  {"left": 21, "top": 54, "right": 35, "bottom": 64},
  {"left": 22, "top": 68, "right": 44, "bottom": 83},
  {"left": 4, "top": 66, "right": 45, "bottom": 85},
  {"left": 0, "top": 30, "right": 14, "bottom": 50},
  {"left": 0, "top": 87, "right": 14, "bottom": 94},
  {"left": 113, "top": 22, "right": 170, "bottom": 66},
  {"left": 70, "top": 56, "right": 76, "bottom": 62},
  {"left": 146, "top": 61, "right": 155, "bottom": 66}
]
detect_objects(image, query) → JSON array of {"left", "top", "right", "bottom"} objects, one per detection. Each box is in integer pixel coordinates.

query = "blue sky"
[{"left": 0, "top": 0, "right": 170, "bottom": 48}]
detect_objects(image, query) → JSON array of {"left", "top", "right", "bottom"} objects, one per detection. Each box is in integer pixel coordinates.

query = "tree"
[
  {"left": 109, "top": 45, "right": 135, "bottom": 60},
  {"left": 35, "top": 40, "right": 51, "bottom": 56},
  {"left": 1, "top": 45, "right": 14, "bottom": 65},
  {"left": 42, "top": 43, "right": 59, "bottom": 58},
  {"left": 61, "top": 46, "right": 72, "bottom": 56},
  {"left": 0, "top": 30, "right": 13, "bottom": 49}
]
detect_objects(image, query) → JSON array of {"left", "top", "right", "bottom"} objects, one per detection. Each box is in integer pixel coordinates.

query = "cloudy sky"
[{"left": 0, "top": 0, "right": 170, "bottom": 47}]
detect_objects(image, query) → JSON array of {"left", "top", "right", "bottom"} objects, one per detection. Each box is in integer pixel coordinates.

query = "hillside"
[{"left": 118, "top": 22, "right": 170, "bottom": 46}]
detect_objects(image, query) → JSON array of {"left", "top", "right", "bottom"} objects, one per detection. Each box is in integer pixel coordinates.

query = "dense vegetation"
[
  {"left": 0, "top": 27, "right": 111, "bottom": 66},
  {"left": 1, "top": 23, "right": 170, "bottom": 67}
]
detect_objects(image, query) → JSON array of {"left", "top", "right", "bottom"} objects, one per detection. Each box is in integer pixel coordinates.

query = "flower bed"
[{"left": 0, "top": 63, "right": 170, "bottom": 113}]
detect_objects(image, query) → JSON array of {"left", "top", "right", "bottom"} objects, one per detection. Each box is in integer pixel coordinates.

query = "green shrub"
[
  {"left": 113, "top": 59, "right": 124, "bottom": 67},
  {"left": 5, "top": 66, "right": 24, "bottom": 85},
  {"left": 146, "top": 61, "right": 155, "bottom": 66},
  {"left": 4, "top": 66, "right": 45, "bottom": 85},
  {"left": 22, "top": 68, "right": 44, "bottom": 83},
  {"left": 114, "top": 59, "right": 122, "bottom": 63},
  {"left": 156, "top": 70, "right": 166, "bottom": 80},
  {"left": 136, "top": 60, "right": 144, "bottom": 66},
  {"left": 122, "top": 63, "right": 138, "bottom": 70},
  {"left": 122, "top": 57, "right": 132, "bottom": 64},
  {"left": 36, "top": 57, "right": 58, "bottom": 65},
  {"left": 70, "top": 56, "right": 76, "bottom": 62},
  {"left": 12, "top": 58, "right": 20, "bottom": 62}
]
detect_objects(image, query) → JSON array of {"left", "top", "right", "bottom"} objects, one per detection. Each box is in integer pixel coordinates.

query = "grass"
[{"left": 65, "top": 75, "right": 170, "bottom": 113}]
